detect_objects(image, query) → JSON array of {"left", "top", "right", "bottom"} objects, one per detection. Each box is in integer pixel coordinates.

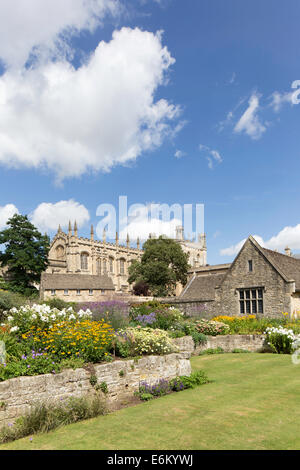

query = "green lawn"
[{"left": 1, "top": 353, "right": 300, "bottom": 450}]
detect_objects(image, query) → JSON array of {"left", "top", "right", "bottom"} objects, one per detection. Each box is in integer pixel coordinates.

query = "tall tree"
[
  {"left": 0, "top": 214, "right": 50, "bottom": 294},
  {"left": 128, "top": 236, "right": 190, "bottom": 297}
]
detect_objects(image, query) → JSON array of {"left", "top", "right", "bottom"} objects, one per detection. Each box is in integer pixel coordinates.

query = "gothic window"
[
  {"left": 120, "top": 258, "right": 125, "bottom": 275},
  {"left": 103, "top": 259, "right": 107, "bottom": 273},
  {"left": 56, "top": 245, "right": 65, "bottom": 260},
  {"left": 97, "top": 259, "right": 101, "bottom": 275},
  {"left": 109, "top": 257, "right": 114, "bottom": 273},
  {"left": 239, "top": 288, "right": 263, "bottom": 314},
  {"left": 81, "top": 253, "right": 88, "bottom": 270}
]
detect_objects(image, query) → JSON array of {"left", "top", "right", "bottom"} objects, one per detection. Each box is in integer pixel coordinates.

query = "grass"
[{"left": 1, "top": 353, "right": 300, "bottom": 450}]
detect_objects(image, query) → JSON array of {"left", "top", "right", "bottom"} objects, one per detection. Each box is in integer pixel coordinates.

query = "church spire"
[
  {"left": 68, "top": 220, "right": 72, "bottom": 237},
  {"left": 137, "top": 237, "right": 140, "bottom": 250},
  {"left": 91, "top": 224, "right": 94, "bottom": 241},
  {"left": 115, "top": 231, "right": 119, "bottom": 246},
  {"left": 74, "top": 221, "right": 78, "bottom": 237},
  {"left": 126, "top": 233, "right": 130, "bottom": 248}
]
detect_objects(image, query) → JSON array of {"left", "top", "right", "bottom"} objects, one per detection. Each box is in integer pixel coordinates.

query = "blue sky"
[{"left": 0, "top": 0, "right": 299, "bottom": 265}]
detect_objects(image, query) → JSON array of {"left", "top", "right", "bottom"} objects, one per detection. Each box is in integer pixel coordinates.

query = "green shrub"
[
  {"left": 0, "top": 394, "right": 107, "bottom": 444},
  {"left": 195, "top": 320, "right": 230, "bottom": 336},
  {"left": 0, "top": 290, "right": 29, "bottom": 321},
  {"left": 176, "top": 370, "right": 210, "bottom": 389},
  {"left": 232, "top": 348, "right": 251, "bottom": 353},
  {"left": 265, "top": 327, "right": 297, "bottom": 354},
  {"left": 198, "top": 347, "right": 224, "bottom": 355},
  {"left": 43, "top": 297, "right": 76, "bottom": 311},
  {"left": 115, "top": 327, "right": 177, "bottom": 356}
]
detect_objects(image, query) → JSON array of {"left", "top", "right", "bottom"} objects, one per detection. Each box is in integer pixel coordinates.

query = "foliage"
[
  {"left": 128, "top": 236, "right": 190, "bottom": 296},
  {"left": 198, "top": 347, "right": 224, "bottom": 355},
  {"left": 80, "top": 301, "right": 129, "bottom": 330},
  {"left": 99, "top": 382, "right": 108, "bottom": 395},
  {"left": 179, "top": 322, "right": 207, "bottom": 345},
  {"left": 43, "top": 297, "right": 76, "bottom": 311},
  {"left": 0, "top": 394, "right": 107, "bottom": 444},
  {"left": 0, "top": 214, "right": 50, "bottom": 294},
  {"left": 264, "top": 326, "right": 299, "bottom": 354},
  {"left": 194, "top": 319, "right": 230, "bottom": 336},
  {"left": 3, "top": 303, "right": 93, "bottom": 336},
  {"left": 170, "top": 370, "right": 210, "bottom": 390},
  {"left": 22, "top": 319, "right": 115, "bottom": 363},
  {"left": 0, "top": 290, "right": 30, "bottom": 321},
  {"left": 231, "top": 348, "right": 251, "bottom": 353},
  {"left": 130, "top": 303, "right": 184, "bottom": 331},
  {"left": 211, "top": 315, "right": 289, "bottom": 335},
  {"left": 0, "top": 350, "right": 61, "bottom": 381},
  {"left": 133, "top": 281, "right": 150, "bottom": 296},
  {"left": 135, "top": 370, "right": 210, "bottom": 401},
  {"left": 114, "top": 327, "right": 177, "bottom": 357}
]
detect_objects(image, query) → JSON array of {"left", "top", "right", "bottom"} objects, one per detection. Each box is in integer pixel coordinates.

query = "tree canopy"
[
  {"left": 0, "top": 214, "right": 50, "bottom": 295},
  {"left": 128, "top": 236, "right": 190, "bottom": 297}
]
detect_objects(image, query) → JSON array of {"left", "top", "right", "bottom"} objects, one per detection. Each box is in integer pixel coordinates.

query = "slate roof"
[
  {"left": 181, "top": 236, "right": 300, "bottom": 300},
  {"left": 41, "top": 273, "right": 115, "bottom": 291},
  {"left": 180, "top": 273, "right": 226, "bottom": 301},
  {"left": 261, "top": 248, "right": 300, "bottom": 290}
]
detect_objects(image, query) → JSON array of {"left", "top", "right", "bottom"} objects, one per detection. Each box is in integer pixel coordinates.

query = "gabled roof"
[
  {"left": 41, "top": 273, "right": 115, "bottom": 290},
  {"left": 261, "top": 247, "right": 300, "bottom": 290},
  {"left": 218, "top": 235, "right": 300, "bottom": 289},
  {"left": 180, "top": 273, "right": 226, "bottom": 301},
  {"left": 180, "top": 235, "right": 300, "bottom": 300}
]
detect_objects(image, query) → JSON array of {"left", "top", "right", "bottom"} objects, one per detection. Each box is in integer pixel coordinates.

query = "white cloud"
[
  {"left": 30, "top": 200, "right": 90, "bottom": 232},
  {"left": 229, "top": 72, "right": 236, "bottom": 84},
  {"left": 0, "top": 27, "right": 181, "bottom": 181},
  {"left": 0, "top": 0, "right": 121, "bottom": 69},
  {"left": 174, "top": 150, "right": 186, "bottom": 159},
  {"left": 234, "top": 93, "right": 266, "bottom": 140},
  {"left": 199, "top": 144, "right": 223, "bottom": 169},
  {"left": 221, "top": 224, "right": 300, "bottom": 257},
  {"left": 0, "top": 204, "right": 19, "bottom": 230},
  {"left": 270, "top": 91, "right": 296, "bottom": 112},
  {"left": 220, "top": 235, "right": 264, "bottom": 257}
]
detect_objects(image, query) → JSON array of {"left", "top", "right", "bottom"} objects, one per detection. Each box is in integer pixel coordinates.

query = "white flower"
[
  {"left": 10, "top": 326, "right": 19, "bottom": 333},
  {"left": 7, "top": 316, "right": 13, "bottom": 322}
]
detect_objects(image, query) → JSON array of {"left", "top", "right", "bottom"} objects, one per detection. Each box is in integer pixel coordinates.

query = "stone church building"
[
  {"left": 40, "top": 222, "right": 207, "bottom": 301},
  {"left": 180, "top": 235, "right": 300, "bottom": 318}
]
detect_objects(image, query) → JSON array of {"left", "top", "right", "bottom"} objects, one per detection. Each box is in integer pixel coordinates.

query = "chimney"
[{"left": 285, "top": 246, "right": 292, "bottom": 257}]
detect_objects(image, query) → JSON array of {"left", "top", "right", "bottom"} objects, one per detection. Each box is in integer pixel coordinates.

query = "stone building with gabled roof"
[
  {"left": 40, "top": 273, "right": 115, "bottom": 302},
  {"left": 180, "top": 235, "right": 300, "bottom": 318}
]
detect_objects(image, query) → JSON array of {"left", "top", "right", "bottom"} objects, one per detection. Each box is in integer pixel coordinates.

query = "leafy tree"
[
  {"left": 128, "top": 236, "right": 190, "bottom": 297},
  {"left": 0, "top": 214, "right": 50, "bottom": 295},
  {"left": 133, "top": 280, "right": 150, "bottom": 296}
]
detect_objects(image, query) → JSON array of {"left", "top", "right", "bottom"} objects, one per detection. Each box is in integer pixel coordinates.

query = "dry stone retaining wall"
[
  {"left": 174, "top": 334, "right": 267, "bottom": 355},
  {"left": 0, "top": 352, "right": 191, "bottom": 428}
]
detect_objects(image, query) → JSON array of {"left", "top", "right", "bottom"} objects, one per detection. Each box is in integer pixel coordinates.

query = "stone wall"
[
  {"left": 173, "top": 334, "right": 267, "bottom": 355},
  {"left": 215, "top": 240, "right": 293, "bottom": 318},
  {"left": 160, "top": 298, "right": 215, "bottom": 319},
  {"left": 0, "top": 352, "right": 191, "bottom": 428}
]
